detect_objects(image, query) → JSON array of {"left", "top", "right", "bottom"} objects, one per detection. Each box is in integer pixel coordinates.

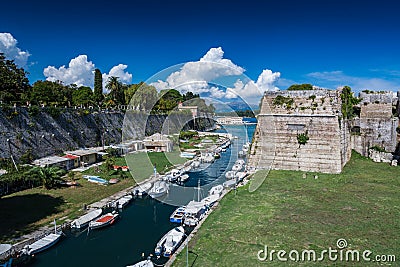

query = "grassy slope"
[
  {"left": 173, "top": 152, "right": 400, "bottom": 266},
  {"left": 0, "top": 152, "right": 186, "bottom": 242},
  {"left": 0, "top": 176, "right": 133, "bottom": 242}
]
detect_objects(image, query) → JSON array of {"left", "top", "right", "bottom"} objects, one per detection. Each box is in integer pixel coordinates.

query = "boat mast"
[{"left": 197, "top": 178, "right": 200, "bottom": 202}]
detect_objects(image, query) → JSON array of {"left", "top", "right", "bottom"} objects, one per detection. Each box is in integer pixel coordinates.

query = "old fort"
[{"left": 249, "top": 87, "right": 399, "bottom": 173}]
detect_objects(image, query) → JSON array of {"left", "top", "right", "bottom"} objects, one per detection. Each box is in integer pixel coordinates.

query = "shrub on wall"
[{"left": 297, "top": 131, "right": 309, "bottom": 145}]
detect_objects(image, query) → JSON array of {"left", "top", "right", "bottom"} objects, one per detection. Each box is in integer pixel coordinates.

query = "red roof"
[{"left": 64, "top": 154, "right": 79, "bottom": 159}]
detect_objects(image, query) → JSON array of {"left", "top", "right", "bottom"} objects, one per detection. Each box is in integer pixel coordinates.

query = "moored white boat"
[
  {"left": 178, "top": 174, "right": 189, "bottom": 183},
  {"left": 126, "top": 258, "right": 154, "bottom": 267},
  {"left": 71, "top": 208, "right": 103, "bottom": 229},
  {"left": 170, "top": 206, "right": 187, "bottom": 223},
  {"left": 117, "top": 195, "right": 133, "bottom": 209},
  {"left": 22, "top": 233, "right": 62, "bottom": 255},
  {"left": 89, "top": 211, "right": 118, "bottom": 230},
  {"left": 180, "top": 151, "right": 196, "bottom": 159},
  {"left": 183, "top": 200, "right": 208, "bottom": 227},
  {"left": 208, "top": 184, "right": 223, "bottom": 196},
  {"left": 201, "top": 194, "right": 219, "bottom": 206},
  {"left": 225, "top": 170, "right": 236, "bottom": 179},
  {"left": 134, "top": 182, "right": 152, "bottom": 196},
  {"left": 232, "top": 164, "right": 242, "bottom": 172},
  {"left": 154, "top": 226, "right": 185, "bottom": 257},
  {"left": 22, "top": 219, "right": 62, "bottom": 255},
  {"left": 165, "top": 169, "right": 182, "bottom": 182},
  {"left": 235, "top": 171, "right": 247, "bottom": 181},
  {"left": 190, "top": 160, "right": 200, "bottom": 169},
  {"left": 148, "top": 181, "right": 169, "bottom": 198}
]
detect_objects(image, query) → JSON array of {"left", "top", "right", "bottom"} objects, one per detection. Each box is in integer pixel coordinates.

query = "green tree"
[
  {"left": 153, "top": 89, "right": 183, "bottom": 112},
  {"left": 124, "top": 82, "right": 143, "bottom": 105},
  {"left": 287, "top": 84, "right": 313, "bottom": 91},
  {"left": 72, "top": 86, "right": 94, "bottom": 106},
  {"left": 93, "top": 69, "right": 104, "bottom": 105},
  {"left": 26, "top": 166, "right": 66, "bottom": 189},
  {"left": 183, "top": 91, "right": 199, "bottom": 101},
  {"left": 105, "top": 76, "right": 125, "bottom": 106},
  {"left": 29, "top": 80, "right": 65, "bottom": 106},
  {"left": 0, "top": 53, "right": 30, "bottom": 103},
  {"left": 341, "top": 86, "right": 360, "bottom": 119},
  {"left": 130, "top": 83, "right": 158, "bottom": 111}
]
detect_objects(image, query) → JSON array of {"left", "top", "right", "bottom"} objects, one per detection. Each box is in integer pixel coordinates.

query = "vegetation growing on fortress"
[
  {"left": 297, "top": 131, "right": 309, "bottom": 145},
  {"left": 273, "top": 95, "right": 294, "bottom": 109},
  {"left": 287, "top": 83, "right": 313, "bottom": 91},
  {"left": 340, "top": 86, "right": 361, "bottom": 119}
]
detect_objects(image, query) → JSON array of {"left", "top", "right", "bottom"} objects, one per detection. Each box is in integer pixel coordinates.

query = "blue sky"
[{"left": 1, "top": 0, "right": 400, "bottom": 103}]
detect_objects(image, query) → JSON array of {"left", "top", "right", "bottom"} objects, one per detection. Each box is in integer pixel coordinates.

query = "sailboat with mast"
[{"left": 183, "top": 178, "right": 208, "bottom": 227}]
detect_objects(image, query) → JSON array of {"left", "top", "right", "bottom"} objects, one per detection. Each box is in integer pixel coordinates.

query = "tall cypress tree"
[{"left": 93, "top": 68, "right": 104, "bottom": 105}]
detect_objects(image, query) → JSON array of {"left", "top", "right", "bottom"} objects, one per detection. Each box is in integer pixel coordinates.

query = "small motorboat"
[
  {"left": 148, "top": 181, "right": 169, "bottom": 198},
  {"left": 170, "top": 206, "right": 186, "bottom": 223},
  {"left": 155, "top": 226, "right": 185, "bottom": 257},
  {"left": 232, "top": 164, "right": 242, "bottom": 172},
  {"left": 117, "top": 195, "right": 133, "bottom": 209},
  {"left": 208, "top": 185, "right": 223, "bottom": 196},
  {"left": 165, "top": 169, "right": 181, "bottom": 182},
  {"left": 225, "top": 171, "right": 236, "bottom": 179},
  {"left": 191, "top": 160, "right": 200, "bottom": 169},
  {"left": 201, "top": 194, "right": 219, "bottom": 207},
  {"left": 178, "top": 174, "right": 189, "bottom": 183},
  {"left": 235, "top": 172, "right": 247, "bottom": 181},
  {"left": 71, "top": 209, "right": 103, "bottom": 229},
  {"left": 126, "top": 258, "right": 154, "bottom": 267},
  {"left": 89, "top": 211, "right": 118, "bottom": 230},
  {"left": 235, "top": 159, "right": 245, "bottom": 165},
  {"left": 22, "top": 220, "right": 61, "bottom": 255},
  {"left": 134, "top": 182, "right": 152, "bottom": 196}
]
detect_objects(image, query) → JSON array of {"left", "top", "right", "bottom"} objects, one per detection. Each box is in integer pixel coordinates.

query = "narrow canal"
[{"left": 30, "top": 124, "right": 255, "bottom": 267}]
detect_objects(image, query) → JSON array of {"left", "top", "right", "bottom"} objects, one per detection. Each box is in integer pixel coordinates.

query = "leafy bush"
[
  {"left": 370, "top": 145, "right": 386, "bottom": 153},
  {"left": 287, "top": 84, "right": 313, "bottom": 91},
  {"left": 273, "top": 95, "right": 294, "bottom": 109},
  {"left": 297, "top": 131, "right": 309, "bottom": 145}
]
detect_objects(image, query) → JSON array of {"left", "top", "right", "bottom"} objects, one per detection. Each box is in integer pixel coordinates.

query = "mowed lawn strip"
[{"left": 173, "top": 152, "right": 400, "bottom": 266}]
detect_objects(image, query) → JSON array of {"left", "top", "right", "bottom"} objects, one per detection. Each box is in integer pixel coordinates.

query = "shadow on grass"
[{"left": 0, "top": 193, "right": 64, "bottom": 240}]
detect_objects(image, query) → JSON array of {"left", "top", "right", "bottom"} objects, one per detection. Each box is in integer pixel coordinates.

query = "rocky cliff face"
[{"left": 0, "top": 107, "right": 215, "bottom": 162}]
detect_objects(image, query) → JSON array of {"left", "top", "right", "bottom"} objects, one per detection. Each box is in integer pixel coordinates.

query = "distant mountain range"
[{"left": 214, "top": 101, "right": 260, "bottom": 112}]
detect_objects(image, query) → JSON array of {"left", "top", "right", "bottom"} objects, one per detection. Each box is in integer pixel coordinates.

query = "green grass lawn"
[
  {"left": 0, "top": 175, "right": 134, "bottom": 243},
  {"left": 125, "top": 151, "right": 186, "bottom": 183},
  {"left": 173, "top": 152, "right": 400, "bottom": 266}
]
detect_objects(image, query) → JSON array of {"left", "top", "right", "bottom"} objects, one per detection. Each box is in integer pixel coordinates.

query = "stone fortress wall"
[{"left": 249, "top": 88, "right": 398, "bottom": 174}]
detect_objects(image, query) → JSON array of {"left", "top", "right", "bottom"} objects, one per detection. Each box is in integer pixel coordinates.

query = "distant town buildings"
[
  {"left": 215, "top": 116, "right": 243, "bottom": 125},
  {"left": 177, "top": 102, "right": 198, "bottom": 117},
  {"left": 143, "top": 133, "right": 173, "bottom": 152}
]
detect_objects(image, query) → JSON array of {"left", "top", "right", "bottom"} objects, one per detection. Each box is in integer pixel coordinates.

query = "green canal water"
[{"left": 29, "top": 124, "right": 255, "bottom": 267}]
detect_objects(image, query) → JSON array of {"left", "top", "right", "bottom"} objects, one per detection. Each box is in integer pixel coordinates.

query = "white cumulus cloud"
[
  {"left": 226, "top": 69, "right": 281, "bottom": 102},
  {"left": 44, "top": 55, "right": 132, "bottom": 89},
  {"left": 102, "top": 64, "right": 132, "bottom": 89},
  {"left": 44, "top": 55, "right": 95, "bottom": 87},
  {"left": 0, "top": 33, "right": 30, "bottom": 67},
  {"left": 151, "top": 47, "right": 280, "bottom": 104},
  {"left": 151, "top": 47, "right": 245, "bottom": 94}
]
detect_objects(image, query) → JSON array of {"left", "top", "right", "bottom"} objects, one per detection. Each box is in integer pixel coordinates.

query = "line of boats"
[{"left": 7, "top": 137, "right": 250, "bottom": 266}]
